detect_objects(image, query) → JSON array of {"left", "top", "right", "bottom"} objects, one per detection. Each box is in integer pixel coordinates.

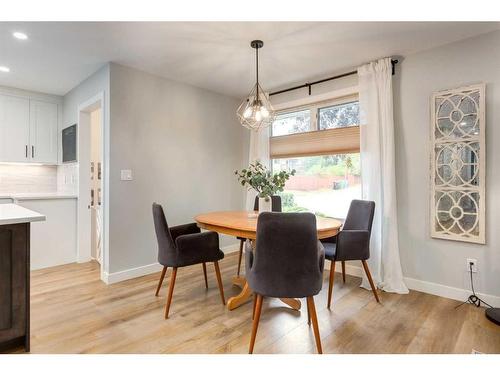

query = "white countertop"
[
  {"left": 0, "top": 192, "right": 78, "bottom": 201},
  {"left": 0, "top": 203, "right": 46, "bottom": 225}
]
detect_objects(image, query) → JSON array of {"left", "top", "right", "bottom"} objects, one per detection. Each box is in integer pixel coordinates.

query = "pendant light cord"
[{"left": 255, "top": 45, "right": 259, "bottom": 101}]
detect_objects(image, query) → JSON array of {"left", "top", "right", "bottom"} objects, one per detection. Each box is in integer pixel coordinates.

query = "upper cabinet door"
[
  {"left": 0, "top": 94, "right": 30, "bottom": 162},
  {"left": 29, "top": 100, "right": 58, "bottom": 164}
]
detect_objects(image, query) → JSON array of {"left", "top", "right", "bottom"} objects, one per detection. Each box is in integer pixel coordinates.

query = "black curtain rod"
[{"left": 269, "top": 59, "right": 398, "bottom": 97}]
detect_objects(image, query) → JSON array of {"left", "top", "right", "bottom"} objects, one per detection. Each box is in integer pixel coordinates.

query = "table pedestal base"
[
  {"left": 227, "top": 276, "right": 252, "bottom": 310},
  {"left": 227, "top": 276, "right": 302, "bottom": 311}
]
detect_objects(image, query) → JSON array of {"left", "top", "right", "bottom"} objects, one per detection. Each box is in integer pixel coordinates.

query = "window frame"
[
  {"left": 271, "top": 94, "right": 359, "bottom": 137},
  {"left": 269, "top": 88, "right": 362, "bottom": 219},
  {"left": 270, "top": 93, "right": 360, "bottom": 160}
]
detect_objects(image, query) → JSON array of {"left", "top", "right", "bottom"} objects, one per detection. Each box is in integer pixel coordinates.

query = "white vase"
[{"left": 258, "top": 196, "right": 272, "bottom": 213}]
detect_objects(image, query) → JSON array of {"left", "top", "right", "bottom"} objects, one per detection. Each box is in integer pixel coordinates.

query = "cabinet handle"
[
  {"left": 25, "top": 145, "right": 28, "bottom": 158},
  {"left": 31, "top": 146, "right": 34, "bottom": 158}
]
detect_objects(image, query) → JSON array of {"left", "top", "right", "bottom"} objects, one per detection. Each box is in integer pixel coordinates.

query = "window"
[
  {"left": 273, "top": 154, "right": 361, "bottom": 219},
  {"left": 270, "top": 95, "right": 361, "bottom": 219},
  {"left": 319, "top": 101, "right": 359, "bottom": 130},
  {"left": 272, "top": 97, "right": 359, "bottom": 136},
  {"left": 272, "top": 109, "right": 311, "bottom": 136}
]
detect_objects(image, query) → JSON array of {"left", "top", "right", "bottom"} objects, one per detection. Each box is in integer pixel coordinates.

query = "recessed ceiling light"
[
  {"left": 0, "top": 66, "right": 10, "bottom": 73},
  {"left": 13, "top": 31, "right": 28, "bottom": 40}
]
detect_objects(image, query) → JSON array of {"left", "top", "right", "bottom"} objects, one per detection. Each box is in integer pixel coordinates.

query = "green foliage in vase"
[{"left": 235, "top": 161, "right": 295, "bottom": 200}]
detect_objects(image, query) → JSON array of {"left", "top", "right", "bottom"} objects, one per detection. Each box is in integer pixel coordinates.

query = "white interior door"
[
  {"left": 77, "top": 111, "right": 92, "bottom": 263},
  {"left": 90, "top": 109, "right": 102, "bottom": 263},
  {"left": 0, "top": 94, "right": 30, "bottom": 162},
  {"left": 77, "top": 93, "right": 105, "bottom": 277}
]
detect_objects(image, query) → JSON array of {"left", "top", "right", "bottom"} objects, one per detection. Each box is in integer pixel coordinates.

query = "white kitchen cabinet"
[
  {"left": 17, "top": 197, "right": 77, "bottom": 270},
  {"left": 0, "top": 94, "right": 30, "bottom": 162},
  {"left": 0, "top": 93, "right": 59, "bottom": 164},
  {"left": 29, "top": 100, "right": 58, "bottom": 163}
]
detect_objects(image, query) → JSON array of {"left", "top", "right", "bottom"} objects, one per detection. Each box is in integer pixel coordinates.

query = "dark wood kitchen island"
[{"left": 0, "top": 203, "right": 45, "bottom": 352}]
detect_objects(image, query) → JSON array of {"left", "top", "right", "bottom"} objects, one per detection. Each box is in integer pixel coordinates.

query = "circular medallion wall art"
[{"left": 430, "top": 83, "right": 485, "bottom": 243}]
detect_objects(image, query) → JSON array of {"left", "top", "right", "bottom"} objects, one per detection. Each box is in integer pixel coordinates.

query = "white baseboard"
[
  {"left": 102, "top": 262, "right": 163, "bottom": 284},
  {"left": 326, "top": 261, "right": 500, "bottom": 306},
  {"left": 102, "top": 242, "right": 241, "bottom": 284},
  {"left": 77, "top": 256, "right": 92, "bottom": 264},
  {"left": 101, "top": 241, "right": 500, "bottom": 305},
  {"left": 221, "top": 242, "right": 240, "bottom": 254},
  {"left": 403, "top": 277, "right": 500, "bottom": 306},
  {"left": 103, "top": 254, "right": 500, "bottom": 305},
  {"left": 324, "top": 260, "right": 363, "bottom": 277},
  {"left": 344, "top": 263, "right": 363, "bottom": 277}
]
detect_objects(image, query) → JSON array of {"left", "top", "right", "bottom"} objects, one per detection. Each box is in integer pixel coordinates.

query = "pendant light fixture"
[{"left": 237, "top": 40, "right": 275, "bottom": 131}]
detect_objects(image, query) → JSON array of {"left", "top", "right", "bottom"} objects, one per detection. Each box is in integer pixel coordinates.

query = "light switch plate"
[{"left": 121, "top": 169, "right": 133, "bottom": 181}]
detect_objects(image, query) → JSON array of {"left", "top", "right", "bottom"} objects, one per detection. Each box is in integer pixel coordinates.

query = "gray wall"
[
  {"left": 394, "top": 30, "right": 500, "bottom": 297},
  {"left": 62, "top": 64, "right": 110, "bottom": 129},
  {"left": 270, "top": 74, "right": 358, "bottom": 107},
  {"left": 269, "top": 31, "right": 500, "bottom": 299},
  {"left": 108, "top": 63, "right": 249, "bottom": 273}
]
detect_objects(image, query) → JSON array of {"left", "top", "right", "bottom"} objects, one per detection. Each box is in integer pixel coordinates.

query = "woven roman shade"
[{"left": 270, "top": 126, "right": 360, "bottom": 159}]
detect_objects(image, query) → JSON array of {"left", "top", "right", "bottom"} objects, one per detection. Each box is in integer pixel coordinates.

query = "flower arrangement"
[{"left": 234, "top": 160, "right": 295, "bottom": 201}]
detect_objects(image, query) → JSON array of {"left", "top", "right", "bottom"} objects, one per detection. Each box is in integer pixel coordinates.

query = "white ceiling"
[{"left": 0, "top": 22, "right": 498, "bottom": 98}]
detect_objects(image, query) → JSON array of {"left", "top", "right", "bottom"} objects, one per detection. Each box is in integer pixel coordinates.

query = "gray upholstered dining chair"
[
  {"left": 235, "top": 195, "right": 282, "bottom": 276},
  {"left": 152, "top": 203, "right": 226, "bottom": 319},
  {"left": 321, "top": 199, "right": 379, "bottom": 309},
  {"left": 245, "top": 212, "right": 325, "bottom": 354}
]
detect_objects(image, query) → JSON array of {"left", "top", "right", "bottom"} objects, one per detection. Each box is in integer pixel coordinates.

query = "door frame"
[{"left": 76, "top": 92, "right": 109, "bottom": 281}]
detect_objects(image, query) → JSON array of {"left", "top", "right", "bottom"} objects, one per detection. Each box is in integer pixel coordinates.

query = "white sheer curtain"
[
  {"left": 358, "top": 58, "right": 408, "bottom": 294},
  {"left": 245, "top": 127, "right": 270, "bottom": 210}
]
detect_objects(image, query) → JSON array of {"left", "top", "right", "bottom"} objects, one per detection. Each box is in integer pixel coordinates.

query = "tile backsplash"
[{"left": 0, "top": 164, "right": 58, "bottom": 194}]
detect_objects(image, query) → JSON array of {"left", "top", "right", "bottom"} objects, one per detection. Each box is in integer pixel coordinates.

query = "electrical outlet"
[{"left": 466, "top": 258, "right": 478, "bottom": 273}]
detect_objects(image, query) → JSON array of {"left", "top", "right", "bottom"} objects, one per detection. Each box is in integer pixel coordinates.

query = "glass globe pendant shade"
[{"left": 237, "top": 82, "right": 275, "bottom": 131}]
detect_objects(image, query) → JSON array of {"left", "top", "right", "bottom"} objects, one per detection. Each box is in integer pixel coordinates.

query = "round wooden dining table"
[{"left": 195, "top": 211, "right": 343, "bottom": 311}]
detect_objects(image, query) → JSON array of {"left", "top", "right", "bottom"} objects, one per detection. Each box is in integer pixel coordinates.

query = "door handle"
[
  {"left": 31, "top": 145, "right": 34, "bottom": 158},
  {"left": 25, "top": 145, "right": 28, "bottom": 158}
]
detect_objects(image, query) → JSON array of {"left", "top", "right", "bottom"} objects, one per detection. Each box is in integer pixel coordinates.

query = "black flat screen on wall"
[{"left": 62, "top": 124, "right": 77, "bottom": 163}]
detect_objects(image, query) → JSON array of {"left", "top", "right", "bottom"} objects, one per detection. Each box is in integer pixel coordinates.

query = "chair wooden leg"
[
  {"left": 327, "top": 260, "right": 336, "bottom": 309},
  {"left": 202, "top": 262, "right": 208, "bottom": 289},
  {"left": 249, "top": 294, "right": 263, "bottom": 354},
  {"left": 237, "top": 239, "right": 244, "bottom": 276},
  {"left": 307, "top": 300, "right": 311, "bottom": 325},
  {"left": 307, "top": 296, "right": 323, "bottom": 354},
  {"left": 214, "top": 261, "right": 226, "bottom": 305},
  {"left": 155, "top": 266, "right": 167, "bottom": 296},
  {"left": 252, "top": 294, "right": 257, "bottom": 320},
  {"left": 341, "top": 261, "right": 346, "bottom": 283},
  {"left": 362, "top": 260, "right": 380, "bottom": 303},
  {"left": 164, "top": 267, "right": 177, "bottom": 319}
]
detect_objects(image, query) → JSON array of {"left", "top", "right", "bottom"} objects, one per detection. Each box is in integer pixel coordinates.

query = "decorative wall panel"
[{"left": 430, "top": 84, "right": 485, "bottom": 243}]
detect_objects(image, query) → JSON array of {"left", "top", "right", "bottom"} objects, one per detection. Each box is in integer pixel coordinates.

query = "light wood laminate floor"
[{"left": 19, "top": 253, "right": 500, "bottom": 353}]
